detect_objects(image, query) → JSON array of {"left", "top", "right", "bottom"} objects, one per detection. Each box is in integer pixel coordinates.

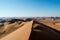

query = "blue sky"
[{"left": 0, "top": 0, "right": 60, "bottom": 17}]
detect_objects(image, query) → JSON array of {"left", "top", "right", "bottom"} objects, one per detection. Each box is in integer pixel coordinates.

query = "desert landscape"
[
  {"left": 0, "top": 17, "right": 60, "bottom": 40},
  {"left": 29, "top": 17, "right": 60, "bottom": 40},
  {"left": 0, "top": 0, "right": 60, "bottom": 40}
]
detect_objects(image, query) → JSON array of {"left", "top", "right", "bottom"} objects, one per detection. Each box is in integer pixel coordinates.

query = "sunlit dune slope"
[
  {"left": 0, "top": 21, "right": 25, "bottom": 37},
  {"left": 0, "top": 20, "right": 33, "bottom": 40},
  {"left": 39, "top": 19, "right": 60, "bottom": 31}
]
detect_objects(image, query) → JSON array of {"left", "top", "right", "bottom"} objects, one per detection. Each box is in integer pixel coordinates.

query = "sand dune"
[
  {"left": 0, "top": 21, "right": 33, "bottom": 40},
  {"left": 0, "top": 18, "right": 60, "bottom": 40},
  {"left": 29, "top": 20, "right": 60, "bottom": 40},
  {"left": 41, "top": 21, "right": 60, "bottom": 31}
]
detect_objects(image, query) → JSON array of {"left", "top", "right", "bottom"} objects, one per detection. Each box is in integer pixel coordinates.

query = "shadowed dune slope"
[{"left": 29, "top": 21, "right": 60, "bottom": 40}]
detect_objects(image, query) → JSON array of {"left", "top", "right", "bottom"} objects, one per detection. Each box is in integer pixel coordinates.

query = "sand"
[
  {"left": 0, "top": 21, "right": 33, "bottom": 40},
  {"left": 39, "top": 19, "right": 60, "bottom": 31}
]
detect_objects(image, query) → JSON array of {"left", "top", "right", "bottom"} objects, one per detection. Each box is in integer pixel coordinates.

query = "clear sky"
[{"left": 0, "top": 0, "right": 60, "bottom": 17}]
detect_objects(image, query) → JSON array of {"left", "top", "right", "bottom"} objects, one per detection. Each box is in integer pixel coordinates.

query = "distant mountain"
[{"left": 0, "top": 19, "right": 6, "bottom": 23}]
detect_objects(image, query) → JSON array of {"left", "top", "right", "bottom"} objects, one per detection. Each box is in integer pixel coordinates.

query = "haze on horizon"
[{"left": 0, "top": 0, "right": 60, "bottom": 17}]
